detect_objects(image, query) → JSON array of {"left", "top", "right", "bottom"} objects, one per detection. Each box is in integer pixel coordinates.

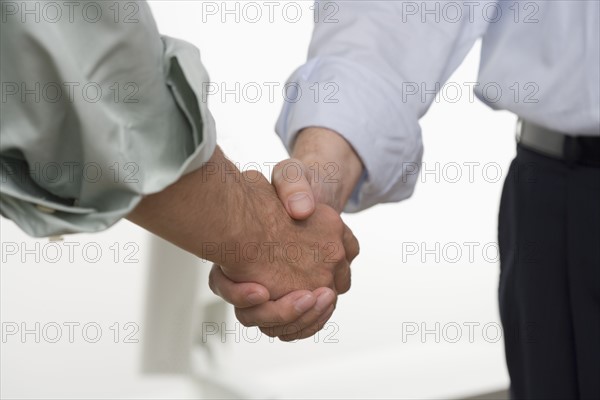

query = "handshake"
[{"left": 128, "top": 127, "right": 364, "bottom": 341}]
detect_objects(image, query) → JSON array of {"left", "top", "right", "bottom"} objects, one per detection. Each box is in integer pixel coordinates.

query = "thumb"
[{"left": 272, "top": 158, "right": 315, "bottom": 220}]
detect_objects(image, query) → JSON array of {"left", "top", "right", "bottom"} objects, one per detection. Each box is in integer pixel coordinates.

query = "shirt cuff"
[
  {"left": 275, "top": 56, "right": 424, "bottom": 212},
  {"left": 0, "top": 36, "right": 216, "bottom": 237}
]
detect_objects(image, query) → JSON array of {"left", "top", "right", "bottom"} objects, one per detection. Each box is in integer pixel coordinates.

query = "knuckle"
[
  {"left": 260, "top": 326, "right": 277, "bottom": 338},
  {"left": 339, "top": 279, "right": 351, "bottom": 294},
  {"left": 234, "top": 308, "right": 254, "bottom": 327},
  {"left": 274, "top": 306, "right": 292, "bottom": 325},
  {"left": 338, "top": 245, "right": 348, "bottom": 263},
  {"left": 280, "top": 328, "right": 302, "bottom": 342},
  {"left": 350, "top": 238, "right": 360, "bottom": 260},
  {"left": 329, "top": 243, "right": 346, "bottom": 264},
  {"left": 284, "top": 322, "right": 302, "bottom": 336},
  {"left": 338, "top": 269, "right": 351, "bottom": 294}
]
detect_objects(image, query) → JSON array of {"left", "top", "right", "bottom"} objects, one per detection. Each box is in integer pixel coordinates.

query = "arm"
[
  {"left": 127, "top": 147, "right": 246, "bottom": 265},
  {"left": 1, "top": 3, "right": 358, "bottom": 341},
  {"left": 211, "top": 1, "right": 491, "bottom": 338},
  {"left": 207, "top": 129, "right": 361, "bottom": 340},
  {"left": 276, "top": 127, "right": 364, "bottom": 216},
  {"left": 128, "top": 146, "right": 358, "bottom": 303},
  {"left": 0, "top": 2, "right": 216, "bottom": 236},
  {"left": 276, "top": 0, "right": 490, "bottom": 212}
]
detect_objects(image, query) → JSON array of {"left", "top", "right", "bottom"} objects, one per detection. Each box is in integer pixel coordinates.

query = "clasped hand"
[{"left": 209, "top": 160, "right": 359, "bottom": 341}]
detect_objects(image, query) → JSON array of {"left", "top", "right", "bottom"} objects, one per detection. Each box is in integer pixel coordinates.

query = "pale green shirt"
[{"left": 1, "top": 1, "right": 216, "bottom": 237}]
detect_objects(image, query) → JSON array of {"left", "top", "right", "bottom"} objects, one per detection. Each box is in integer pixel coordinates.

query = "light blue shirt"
[{"left": 276, "top": 0, "right": 600, "bottom": 212}]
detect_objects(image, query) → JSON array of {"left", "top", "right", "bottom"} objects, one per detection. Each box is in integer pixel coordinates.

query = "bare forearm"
[
  {"left": 292, "top": 127, "right": 364, "bottom": 212},
  {"left": 127, "top": 146, "right": 245, "bottom": 262}
]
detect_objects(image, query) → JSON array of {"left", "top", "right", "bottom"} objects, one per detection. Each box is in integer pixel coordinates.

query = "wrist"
[
  {"left": 292, "top": 127, "right": 363, "bottom": 212},
  {"left": 200, "top": 148, "right": 258, "bottom": 261},
  {"left": 127, "top": 146, "right": 250, "bottom": 265}
]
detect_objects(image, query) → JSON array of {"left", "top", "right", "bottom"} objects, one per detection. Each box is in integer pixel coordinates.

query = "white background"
[{"left": 1, "top": 1, "right": 517, "bottom": 398}]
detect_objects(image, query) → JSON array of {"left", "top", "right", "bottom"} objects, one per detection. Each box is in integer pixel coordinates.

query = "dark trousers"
[{"left": 498, "top": 145, "right": 600, "bottom": 399}]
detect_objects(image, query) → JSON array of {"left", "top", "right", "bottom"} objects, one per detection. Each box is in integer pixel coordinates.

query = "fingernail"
[
  {"left": 315, "top": 291, "right": 334, "bottom": 313},
  {"left": 247, "top": 292, "right": 266, "bottom": 305},
  {"left": 294, "top": 294, "right": 314, "bottom": 314},
  {"left": 288, "top": 192, "right": 312, "bottom": 215}
]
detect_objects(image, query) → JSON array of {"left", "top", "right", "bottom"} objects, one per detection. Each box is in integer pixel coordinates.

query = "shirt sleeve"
[
  {"left": 276, "top": 0, "right": 491, "bottom": 212},
  {"left": 0, "top": 1, "right": 216, "bottom": 237}
]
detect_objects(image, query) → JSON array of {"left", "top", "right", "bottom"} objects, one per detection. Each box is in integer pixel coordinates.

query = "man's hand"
[
  {"left": 210, "top": 127, "right": 364, "bottom": 340},
  {"left": 127, "top": 144, "right": 359, "bottom": 341},
  {"left": 209, "top": 266, "right": 338, "bottom": 340},
  {"left": 213, "top": 167, "right": 358, "bottom": 300},
  {"left": 275, "top": 127, "right": 364, "bottom": 216}
]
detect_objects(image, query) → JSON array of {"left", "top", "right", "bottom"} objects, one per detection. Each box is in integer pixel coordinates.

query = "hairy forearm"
[
  {"left": 127, "top": 146, "right": 245, "bottom": 262},
  {"left": 292, "top": 127, "right": 364, "bottom": 212}
]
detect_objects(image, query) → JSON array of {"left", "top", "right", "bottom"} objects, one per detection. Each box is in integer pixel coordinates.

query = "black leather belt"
[{"left": 517, "top": 120, "right": 600, "bottom": 167}]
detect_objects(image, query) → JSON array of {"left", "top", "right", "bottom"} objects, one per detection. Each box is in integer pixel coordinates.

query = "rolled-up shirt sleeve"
[
  {"left": 276, "top": 1, "right": 490, "bottom": 212},
  {"left": 0, "top": 1, "right": 216, "bottom": 237}
]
